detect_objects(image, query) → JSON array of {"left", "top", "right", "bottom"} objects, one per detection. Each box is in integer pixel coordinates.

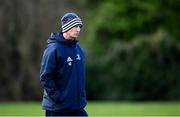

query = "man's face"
[{"left": 66, "top": 25, "right": 82, "bottom": 38}]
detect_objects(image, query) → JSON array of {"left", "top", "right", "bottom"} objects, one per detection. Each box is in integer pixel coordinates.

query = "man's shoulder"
[
  {"left": 45, "top": 43, "right": 62, "bottom": 54},
  {"left": 47, "top": 41, "right": 63, "bottom": 49}
]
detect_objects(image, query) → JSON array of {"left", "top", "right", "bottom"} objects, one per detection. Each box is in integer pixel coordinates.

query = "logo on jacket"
[
  {"left": 76, "top": 54, "right": 81, "bottom": 60},
  {"left": 67, "top": 57, "right": 73, "bottom": 66}
]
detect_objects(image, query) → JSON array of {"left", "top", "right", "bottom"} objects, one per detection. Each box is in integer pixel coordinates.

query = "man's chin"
[{"left": 74, "top": 34, "right": 79, "bottom": 38}]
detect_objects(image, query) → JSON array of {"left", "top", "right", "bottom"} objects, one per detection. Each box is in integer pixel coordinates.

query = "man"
[{"left": 40, "top": 12, "right": 88, "bottom": 116}]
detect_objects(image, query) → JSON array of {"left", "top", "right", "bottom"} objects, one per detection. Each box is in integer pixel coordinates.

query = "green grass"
[
  {"left": 0, "top": 102, "right": 44, "bottom": 116},
  {"left": 87, "top": 101, "right": 180, "bottom": 116},
  {"left": 0, "top": 101, "right": 180, "bottom": 116}
]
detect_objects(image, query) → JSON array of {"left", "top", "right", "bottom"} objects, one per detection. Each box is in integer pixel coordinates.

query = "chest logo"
[
  {"left": 67, "top": 57, "right": 73, "bottom": 66},
  {"left": 76, "top": 54, "right": 81, "bottom": 60}
]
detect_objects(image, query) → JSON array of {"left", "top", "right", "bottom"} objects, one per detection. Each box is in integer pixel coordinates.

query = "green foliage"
[
  {"left": 87, "top": 30, "right": 180, "bottom": 100},
  {"left": 85, "top": 0, "right": 180, "bottom": 101},
  {"left": 87, "top": 0, "right": 180, "bottom": 44}
]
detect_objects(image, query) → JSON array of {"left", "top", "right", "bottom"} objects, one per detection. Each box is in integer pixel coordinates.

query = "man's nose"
[{"left": 76, "top": 26, "right": 81, "bottom": 31}]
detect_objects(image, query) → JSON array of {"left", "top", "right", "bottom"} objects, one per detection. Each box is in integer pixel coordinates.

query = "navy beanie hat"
[{"left": 61, "top": 12, "right": 82, "bottom": 32}]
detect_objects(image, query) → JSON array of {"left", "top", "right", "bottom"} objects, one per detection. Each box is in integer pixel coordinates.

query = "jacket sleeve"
[{"left": 40, "top": 47, "right": 62, "bottom": 103}]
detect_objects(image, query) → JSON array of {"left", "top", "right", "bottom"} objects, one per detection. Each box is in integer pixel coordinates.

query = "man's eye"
[{"left": 75, "top": 25, "right": 82, "bottom": 28}]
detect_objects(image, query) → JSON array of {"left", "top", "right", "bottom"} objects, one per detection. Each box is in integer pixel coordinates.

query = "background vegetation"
[
  {"left": 85, "top": 0, "right": 180, "bottom": 101},
  {"left": 0, "top": 0, "right": 180, "bottom": 101}
]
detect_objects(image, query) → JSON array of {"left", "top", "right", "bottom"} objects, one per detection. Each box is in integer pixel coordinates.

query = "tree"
[{"left": 85, "top": 0, "right": 180, "bottom": 100}]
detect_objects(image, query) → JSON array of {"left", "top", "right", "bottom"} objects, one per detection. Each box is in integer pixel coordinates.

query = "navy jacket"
[{"left": 40, "top": 32, "right": 86, "bottom": 111}]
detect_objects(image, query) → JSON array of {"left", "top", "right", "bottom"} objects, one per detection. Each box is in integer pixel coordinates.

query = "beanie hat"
[{"left": 61, "top": 12, "right": 83, "bottom": 32}]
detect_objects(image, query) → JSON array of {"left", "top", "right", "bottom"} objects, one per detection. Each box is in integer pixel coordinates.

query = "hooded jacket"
[{"left": 40, "top": 32, "right": 86, "bottom": 111}]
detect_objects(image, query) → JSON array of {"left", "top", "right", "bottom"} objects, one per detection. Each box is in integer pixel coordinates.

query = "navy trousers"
[{"left": 46, "top": 109, "right": 88, "bottom": 116}]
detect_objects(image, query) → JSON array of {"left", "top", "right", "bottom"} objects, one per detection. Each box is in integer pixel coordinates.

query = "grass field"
[{"left": 0, "top": 101, "right": 180, "bottom": 116}]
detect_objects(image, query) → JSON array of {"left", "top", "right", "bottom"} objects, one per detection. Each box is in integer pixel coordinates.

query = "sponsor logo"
[
  {"left": 76, "top": 54, "right": 81, "bottom": 60},
  {"left": 67, "top": 57, "right": 73, "bottom": 66}
]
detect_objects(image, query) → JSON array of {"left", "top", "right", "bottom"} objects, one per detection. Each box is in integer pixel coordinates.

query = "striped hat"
[{"left": 61, "top": 12, "right": 83, "bottom": 32}]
